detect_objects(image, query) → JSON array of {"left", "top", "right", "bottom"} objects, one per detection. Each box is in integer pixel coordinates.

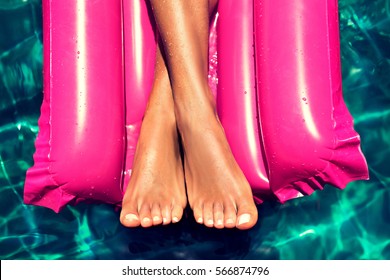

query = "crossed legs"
[{"left": 120, "top": 0, "right": 258, "bottom": 230}]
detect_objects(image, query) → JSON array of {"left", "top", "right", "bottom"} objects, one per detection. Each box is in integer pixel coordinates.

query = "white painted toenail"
[
  {"left": 237, "top": 214, "right": 251, "bottom": 225},
  {"left": 197, "top": 217, "right": 203, "bottom": 223},
  {"left": 163, "top": 218, "right": 168, "bottom": 224},
  {"left": 153, "top": 216, "right": 160, "bottom": 223},
  {"left": 207, "top": 219, "right": 214, "bottom": 225},
  {"left": 226, "top": 218, "right": 234, "bottom": 225},
  {"left": 172, "top": 217, "right": 179, "bottom": 223},
  {"left": 217, "top": 220, "right": 223, "bottom": 226},
  {"left": 142, "top": 217, "right": 151, "bottom": 224},
  {"left": 125, "top": 214, "right": 139, "bottom": 221}
]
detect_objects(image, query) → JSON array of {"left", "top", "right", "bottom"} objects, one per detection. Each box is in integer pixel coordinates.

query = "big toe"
[
  {"left": 120, "top": 209, "right": 141, "bottom": 228},
  {"left": 235, "top": 203, "right": 258, "bottom": 230}
]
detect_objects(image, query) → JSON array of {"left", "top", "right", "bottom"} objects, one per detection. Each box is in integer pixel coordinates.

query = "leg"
[
  {"left": 120, "top": 0, "right": 217, "bottom": 228},
  {"left": 149, "top": 0, "right": 258, "bottom": 229},
  {"left": 120, "top": 41, "right": 187, "bottom": 228}
]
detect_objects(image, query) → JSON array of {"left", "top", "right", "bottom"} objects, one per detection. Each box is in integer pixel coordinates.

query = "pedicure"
[
  {"left": 197, "top": 217, "right": 203, "bottom": 224},
  {"left": 226, "top": 218, "right": 234, "bottom": 225},
  {"left": 172, "top": 217, "right": 179, "bottom": 223},
  {"left": 237, "top": 214, "right": 251, "bottom": 226},
  {"left": 125, "top": 213, "right": 139, "bottom": 222}
]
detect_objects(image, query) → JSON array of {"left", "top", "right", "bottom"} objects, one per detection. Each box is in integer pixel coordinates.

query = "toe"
[
  {"left": 223, "top": 202, "right": 237, "bottom": 229},
  {"left": 161, "top": 204, "right": 172, "bottom": 225},
  {"left": 151, "top": 203, "right": 163, "bottom": 226},
  {"left": 213, "top": 202, "right": 224, "bottom": 229},
  {"left": 120, "top": 204, "right": 141, "bottom": 228},
  {"left": 171, "top": 204, "right": 184, "bottom": 223},
  {"left": 192, "top": 202, "right": 204, "bottom": 224},
  {"left": 203, "top": 202, "right": 214, "bottom": 228},
  {"left": 235, "top": 202, "right": 258, "bottom": 230},
  {"left": 138, "top": 204, "right": 153, "bottom": 228}
]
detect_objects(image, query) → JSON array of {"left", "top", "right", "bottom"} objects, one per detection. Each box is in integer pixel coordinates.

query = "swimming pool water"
[{"left": 1, "top": 0, "right": 389, "bottom": 260}]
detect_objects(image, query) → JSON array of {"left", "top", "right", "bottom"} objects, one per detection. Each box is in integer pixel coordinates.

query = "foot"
[
  {"left": 176, "top": 90, "right": 258, "bottom": 230},
  {"left": 120, "top": 110, "right": 187, "bottom": 228}
]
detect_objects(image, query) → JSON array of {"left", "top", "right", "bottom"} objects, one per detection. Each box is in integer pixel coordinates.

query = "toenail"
[
  {"left": 207, "top": 219, "right": 214, "bottom": 225},
  {"left": 226, "top": 218, "right": 234, "bottom": 225},
  {"left": 125, "top": 214, "right": 139, "bottom": 222},
  {"left": 217, "top": 220, "right": 223, "bottom": 226},
  {"left": 162, "top": 218, "right": 168, "bottom": 224},
  {"left": 142, "top": 217, "right": 151, "bottom": 224},
  {"left": 237, "top": 214, "right": 251, "bottom": 226},
  {"left": 153, "top": 216, "right": 160, "bottom": 223},
  {"left": 197, "top": 217, "right": 203, "bottom": 224},
  {"left": 172, "top": 217, "right": 179, "bottom": 223}
]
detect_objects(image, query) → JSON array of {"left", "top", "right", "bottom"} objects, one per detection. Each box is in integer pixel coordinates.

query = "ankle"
[
  {"left": 174, "top": 104, "right": 216, "bottom": 132},
  {"left": 174, "top": 91, "right": 218, "bottom": 130}
]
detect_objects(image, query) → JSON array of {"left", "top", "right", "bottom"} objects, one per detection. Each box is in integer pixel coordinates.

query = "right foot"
[
  {"left": 120, "top": 106, "right": 187, "bottom": 228},
  {"left": 176, "top": 88, "right": 258, "bottom": 230}
]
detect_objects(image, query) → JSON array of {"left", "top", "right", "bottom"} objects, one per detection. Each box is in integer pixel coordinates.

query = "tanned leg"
[
  {"left": 149, "top": 0, "right": 258, "bottom": 230},
  {"left": 120, "top": 0, "right": 218, "bottom": 228},
  {"left": 120, "top": 42, "right": 186, "bottom": 228}
]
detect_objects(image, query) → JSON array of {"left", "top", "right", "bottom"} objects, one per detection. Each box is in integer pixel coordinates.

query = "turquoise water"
[{"left": 1, "top": 0, "right": 389, "bottom": 260}]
